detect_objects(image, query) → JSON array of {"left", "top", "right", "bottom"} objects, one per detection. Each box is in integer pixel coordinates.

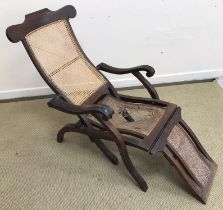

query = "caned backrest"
[
  {"left": 6, "top": 6, "right": 108, "bottom": 105},
  {"left": 25, "top": 19, "right": 107, "bottom": 105}
]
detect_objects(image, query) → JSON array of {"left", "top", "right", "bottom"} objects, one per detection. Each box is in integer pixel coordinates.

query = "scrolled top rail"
[{"left": 6, "top": 5, "right": 76, "bottom": 43}]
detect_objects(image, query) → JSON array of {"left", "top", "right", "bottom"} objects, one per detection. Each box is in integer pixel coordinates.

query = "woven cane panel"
[
  {"left": 25, "top": 20, "right": 107, "bottom": 105},
  {"left": 167, "top": 125, "right": 210, "bottom": 186},
  {"left": 89, "top": 96, "right": 165, "bottom": 136}
]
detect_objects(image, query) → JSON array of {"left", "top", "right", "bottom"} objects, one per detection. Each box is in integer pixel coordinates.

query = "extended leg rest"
[{"left": 163, "top": 121, "right": 217, "bottom": 204}]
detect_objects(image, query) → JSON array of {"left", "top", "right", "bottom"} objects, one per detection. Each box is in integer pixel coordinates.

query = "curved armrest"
[
  {"left": 97, "top": 62, "right": 159, "bottom": 99},
  {"left": 96, "top": 63, "right": 155, "bottom": 77},
  {"left": 48, "top": 96, "right": 114, "bottom": 121}
]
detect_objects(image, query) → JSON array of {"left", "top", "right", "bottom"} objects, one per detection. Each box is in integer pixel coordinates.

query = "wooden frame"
[{"left": 6, "top": 5, "right": 217, "bottom": 204}]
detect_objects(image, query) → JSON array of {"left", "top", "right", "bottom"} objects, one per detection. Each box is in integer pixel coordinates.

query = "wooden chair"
[{"left": 6, "top": 5, "right": 217, "bottom": 204}]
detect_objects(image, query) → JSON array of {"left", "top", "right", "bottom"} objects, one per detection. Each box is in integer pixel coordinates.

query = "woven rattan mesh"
[
  {"left": 89, "top": 96, "right": 165, "bottom": 136},
  {"left": 25, "top": 20, "right": 107, "bottom": 105},
  {"left": 167, "top": 125, "right": 210, "bottom": 186}
]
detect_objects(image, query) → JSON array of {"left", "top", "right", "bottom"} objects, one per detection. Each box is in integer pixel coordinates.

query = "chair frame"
[{"left": 6, "top": 5, "right": 217, "bottom": 203}]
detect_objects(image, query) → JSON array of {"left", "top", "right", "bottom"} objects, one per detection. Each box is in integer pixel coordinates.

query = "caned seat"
[
  {"left": 6, "top": 5, "right": 217, "bottom": 204},
  {"left": 89, "top": 95, "right": 165, "bottom": 136}
]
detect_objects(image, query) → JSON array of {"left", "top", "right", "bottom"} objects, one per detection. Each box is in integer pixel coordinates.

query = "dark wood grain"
[
  {"left": 97, "top": 63, "right": 159, "bottom": 99},
  {"left": 6, "top": 5, "right": 76, "bottom": 43}
]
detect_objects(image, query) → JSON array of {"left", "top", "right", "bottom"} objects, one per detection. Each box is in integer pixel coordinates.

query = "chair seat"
[{"left": 89, "top": 96, "right": 166, "bottom": 136}]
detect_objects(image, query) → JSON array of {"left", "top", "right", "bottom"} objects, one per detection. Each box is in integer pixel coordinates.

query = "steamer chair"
[{"left": 6, "top": 5, "right": 217, "bottom": 203}]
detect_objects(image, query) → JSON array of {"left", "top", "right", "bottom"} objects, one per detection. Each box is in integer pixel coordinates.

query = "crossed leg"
[
  {"left": 97, "top": 118, "right": 148, "bottom": 192},
  {"left": 57, "top": 122, "right": 118, "bottom": 164}
]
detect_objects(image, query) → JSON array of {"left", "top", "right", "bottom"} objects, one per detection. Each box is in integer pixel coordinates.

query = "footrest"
[{"left": 163, "top": 121, "right": 217, "bottom": 204}]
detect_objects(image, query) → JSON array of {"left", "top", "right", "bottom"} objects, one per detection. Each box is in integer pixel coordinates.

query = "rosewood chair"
[{"left": 6, "top": 5, "right": 217, "bottom": 204}]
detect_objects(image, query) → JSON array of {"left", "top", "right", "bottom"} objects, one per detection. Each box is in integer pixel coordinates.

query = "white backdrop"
[{"left": 1, "top": 0, "right": 223, "bottom": 99}]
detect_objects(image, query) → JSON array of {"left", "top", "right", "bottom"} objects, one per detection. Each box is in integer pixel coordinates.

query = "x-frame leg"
[
  {"left": 57, "top": 122, "right": 118, "bottom": 165},
  {"left": 56, "top": 118, "right": 148, "bottom": 192}
]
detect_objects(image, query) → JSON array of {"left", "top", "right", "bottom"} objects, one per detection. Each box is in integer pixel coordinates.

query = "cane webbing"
[
  {"left": 25, "top": 20, "right": 107, "bottom": 105},
  {"left": 89, "top": 96, "right": 165, "bottom": 136},
  {"left": 167, "top": 125, "right": 211, "bottom": 186}
]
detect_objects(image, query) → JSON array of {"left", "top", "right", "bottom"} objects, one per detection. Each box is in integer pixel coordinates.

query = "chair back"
[{"left": 6, "top": 6, "right": 108, "bottom": 105}]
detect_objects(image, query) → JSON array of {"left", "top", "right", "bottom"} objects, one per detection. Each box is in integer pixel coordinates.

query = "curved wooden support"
[
  {"left": 48, "top": 96, "right": 114, "bottom": 121},
  {"left": 96, "top": 62, "right": 155, "bottom": 77},
  {"left": 57, "top": 123, "right": 78, "bottom": 143},
  {"left": 89, "top": 136, "right": 118, "bottom": 165},
  {"left": 80, "top": 116, "right": 119, "bottom": 164},
  {"left": 97, "top": 62, "right": 159, "bottom": 99},
  {"left": 131, "top": 71, "right": 159, "bottom": 99},
  {"left": 94, "top": 115, "right": 148, "bottom": 192},
  {"left": 57, "top": 122, "right": 118, "bottom": 164}
]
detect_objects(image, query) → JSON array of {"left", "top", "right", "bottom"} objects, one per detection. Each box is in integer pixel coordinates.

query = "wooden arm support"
[
  {"left": 47, "top": 96, "right": 114, "bottom": 121},
  {"left": 96, "top": 63, "right": 155, "bottom": 77},
  {"left": 96, "top": 63, "right": 159, "bottom": 99},
  {"left": 118, "top": 94, "right": 167, "bottom": 107}
]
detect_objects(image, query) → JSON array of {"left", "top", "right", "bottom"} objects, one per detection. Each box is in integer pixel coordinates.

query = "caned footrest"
[{"left": 163, "top": 122, "right": 217, "bottom": 204}]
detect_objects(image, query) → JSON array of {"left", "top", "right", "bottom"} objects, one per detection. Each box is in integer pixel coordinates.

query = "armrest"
[
  {"left": 118, "top": 94, "right": 169, "bottom": 107},
  {"left": 47, "top": 96, "right": 114, "bottom": 121},
  {"left": 97, "top": 62, "right": 159, "bottom": 99},
  {"left": 96, "top": 63, "right": 155, "bottom": 77}
]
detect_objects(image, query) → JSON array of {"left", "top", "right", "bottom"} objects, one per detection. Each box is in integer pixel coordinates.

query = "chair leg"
[
  {"left": 57, "top": 120, "right": 148, "bottom": 191},
  {"left": 89, "top": 137, "right": 118, "bottom": 165},
  {"left": 117, "top": 143, "right": 148, "bottom": 192},
  {"left": 96, "top": 119, "right": 148, "bottom": 192},
  {"left": 57, "top": 123, "right": 76, "bottom": 143},
  {"left": 57, "top": 123, "right": 118, "bottom": 164}
]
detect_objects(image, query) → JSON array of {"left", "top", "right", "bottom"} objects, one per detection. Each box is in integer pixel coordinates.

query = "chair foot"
[
  {"left": 125, "top": 159, "right": 148, "bottom": 192},
  {"left": 138, "top": 177, "right": 148, "bottom": 192},
  {"left": 57, "top": 130, "right": 65, "bottom": 143},
  {"left": 118, "top": 147, "right": 148, "bottom": 192},
  {"left": 89, "top": 137, "right": 118, "bottom": 165},
  {"left": 57, "top": 123, "right": 80, "bottom": 143}
]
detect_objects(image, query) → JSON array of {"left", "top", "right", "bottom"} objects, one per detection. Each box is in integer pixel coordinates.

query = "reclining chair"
[{"left": 6, "top": 5, "right": 217, "bottom": 204}]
